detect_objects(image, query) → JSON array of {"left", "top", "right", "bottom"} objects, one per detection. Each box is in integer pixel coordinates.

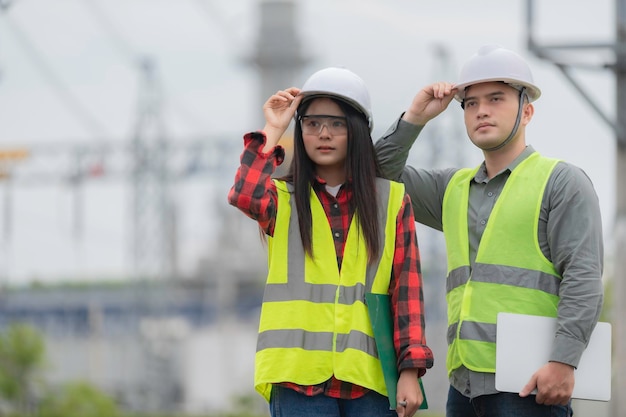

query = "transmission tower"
[{"left": 131, "top": 57, "right": 177, "bottom": 281}]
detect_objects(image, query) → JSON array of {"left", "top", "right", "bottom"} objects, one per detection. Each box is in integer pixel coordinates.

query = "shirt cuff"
[
  {"left": 379, "top": 113, "right": 425, "bottom": 149},
  {"left": 244, "top": 131, "right": 285, "bottom": 164},
  {"left": 550, "top": 333, "right": 586, "bottom": 368}
]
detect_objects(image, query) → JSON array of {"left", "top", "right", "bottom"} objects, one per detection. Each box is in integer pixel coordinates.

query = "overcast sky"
[{"left": 0, "top": 0, "right": 617, "bottom": 284}]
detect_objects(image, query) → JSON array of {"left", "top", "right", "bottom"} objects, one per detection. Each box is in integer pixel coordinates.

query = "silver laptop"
[{"left": 495, "top": 312, "right": 611, "bottom": 401}]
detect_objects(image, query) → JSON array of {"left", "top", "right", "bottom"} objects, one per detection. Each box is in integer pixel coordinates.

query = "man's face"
[{"left": 462, "top": 81, "right": 530, "bottom": 151}]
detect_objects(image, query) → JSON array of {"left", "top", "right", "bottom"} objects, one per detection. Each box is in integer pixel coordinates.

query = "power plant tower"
[{"left": 251, "top": 0, "right": 308, "bottom": 127}]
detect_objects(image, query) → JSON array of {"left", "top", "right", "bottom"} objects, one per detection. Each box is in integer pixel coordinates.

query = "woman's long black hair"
[{"left": 278, "top": 97, "right": 383, "bottom": 264}]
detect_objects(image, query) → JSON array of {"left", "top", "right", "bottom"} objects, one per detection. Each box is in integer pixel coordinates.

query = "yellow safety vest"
[
  {"left": 255, "top": 178, "right": 405, "bottom": 401},
  {"left": 442, "top": 152, "right": 561, "bottom": 375}
]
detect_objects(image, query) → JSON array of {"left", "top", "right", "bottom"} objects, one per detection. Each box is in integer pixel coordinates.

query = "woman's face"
[{"left": 300, "top": 98, "right": 348, "bottom": 185}]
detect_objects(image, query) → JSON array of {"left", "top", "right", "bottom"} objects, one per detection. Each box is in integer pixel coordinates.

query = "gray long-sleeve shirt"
[{"left": 375, "top": 117, "right": 604, "bottom": 399}]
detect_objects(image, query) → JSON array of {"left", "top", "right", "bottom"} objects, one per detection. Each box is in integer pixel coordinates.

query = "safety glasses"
[{"left": 299, "top": 115, "right": 348, "bottom": 135}]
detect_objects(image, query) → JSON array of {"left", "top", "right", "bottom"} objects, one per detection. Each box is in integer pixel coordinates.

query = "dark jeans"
[
  {"left": 269, "top": 385, "right": 397, "bottom": 417},
  {"left": 447, "top": 385, "right": 573, "bottom": 417}
]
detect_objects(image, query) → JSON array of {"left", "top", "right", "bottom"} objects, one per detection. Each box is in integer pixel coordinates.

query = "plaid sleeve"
[
  {"left": 227, "top": 131, "right": 284, "bottom": 236},
  {"left": 390, "top": 193, "right": 434, "bottom": 376}
]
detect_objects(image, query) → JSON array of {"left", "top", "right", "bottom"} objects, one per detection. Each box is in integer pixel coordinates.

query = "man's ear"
[{"left": 522, "top": 102, "right": 534, "bottom": 125}]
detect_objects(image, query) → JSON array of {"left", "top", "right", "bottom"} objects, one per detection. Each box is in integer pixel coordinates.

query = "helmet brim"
[
  {"left": 454, "top": 78, "right": 541, "bottom": 102},
  {"left": 296, "top": 91, "right": 373, "bottom": 131}
]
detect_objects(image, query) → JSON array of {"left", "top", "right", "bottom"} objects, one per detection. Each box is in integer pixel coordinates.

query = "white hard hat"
[
  {"left": 454, "top": 45, "right": 541, "bottom": 103},
  {"left": 299, "top": 67, "right": 373, "bottom": 131}
]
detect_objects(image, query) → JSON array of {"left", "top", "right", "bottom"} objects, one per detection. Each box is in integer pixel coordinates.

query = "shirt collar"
[
  {"left": 312, "top": 175, "right": 352, "bottom": 187},
  {"left": 312, "top": 175, "right": 352, "bottom": 195},
  {"left": 474, "top": 145, "right": 536, "bottom": 183}
]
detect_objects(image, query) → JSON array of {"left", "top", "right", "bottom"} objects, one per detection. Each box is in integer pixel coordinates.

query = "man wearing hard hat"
[{"left": 375, "top": 45, "right": 604, "bottom": 417}]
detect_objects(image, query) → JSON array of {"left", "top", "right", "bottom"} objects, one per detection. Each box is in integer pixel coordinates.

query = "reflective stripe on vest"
[
  {"left": 442, "top": 152, "right": 561, "bottom": 375},
  {"left": 254, "top": 178, "right": 405, "bottom": 401}
]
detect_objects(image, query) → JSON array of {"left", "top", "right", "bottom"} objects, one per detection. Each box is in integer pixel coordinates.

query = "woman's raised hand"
[
  {"left": 263, "top": 87, "right": 302, "bottom": 131},
  {"left": 260, "top": 88, "right": 302, "bottom": 151}
]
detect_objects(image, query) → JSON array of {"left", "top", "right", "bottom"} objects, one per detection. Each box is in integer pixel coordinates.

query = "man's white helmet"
[
  {"left": 454, "top": 45, "right": 541, "bottom": 103},
  {"left": 299, "top": 67, "right": 373, "bottom": 131}
]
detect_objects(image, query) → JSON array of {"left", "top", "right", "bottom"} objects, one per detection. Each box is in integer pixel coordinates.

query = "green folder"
[{"left": 365, "top": 292, "right": 428, "bottom": 410}]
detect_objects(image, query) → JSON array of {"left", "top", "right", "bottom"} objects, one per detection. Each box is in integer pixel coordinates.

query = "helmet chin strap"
[{"left": 483, "top": 87, "right": 527, "bottom": 152}]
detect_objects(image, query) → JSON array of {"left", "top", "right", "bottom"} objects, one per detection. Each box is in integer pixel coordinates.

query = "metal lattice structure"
[
  {"left": 526, "top": 0, "right": 626, "bottom": 413},
  {"left": 130, "top": 57, "right": 176, "bottom": 281}
]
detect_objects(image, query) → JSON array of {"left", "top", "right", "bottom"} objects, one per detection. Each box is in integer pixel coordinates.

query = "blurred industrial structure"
[
  {"left": 526, "top": 1, "right": 624, "bottom": 414},
  {"left": 0, "top": 0, "right": 621, "bottom": 415}
]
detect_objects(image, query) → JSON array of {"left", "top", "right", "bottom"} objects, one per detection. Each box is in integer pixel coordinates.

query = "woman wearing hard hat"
[
  {"left": 375, "top": 45, "right": 604, "bottom": 417},
  {"left": 229, "top": 67, "right": 434, "bottom": 417}
]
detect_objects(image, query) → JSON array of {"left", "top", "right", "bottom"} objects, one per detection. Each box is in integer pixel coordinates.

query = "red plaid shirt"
[{"left": 228, "top": 132, "right": 433, "bottom": 399}]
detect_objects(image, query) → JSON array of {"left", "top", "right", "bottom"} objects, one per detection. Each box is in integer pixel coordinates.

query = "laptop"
[{"left": 495, "top": 312, "right": 611, "bottom": 401}]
